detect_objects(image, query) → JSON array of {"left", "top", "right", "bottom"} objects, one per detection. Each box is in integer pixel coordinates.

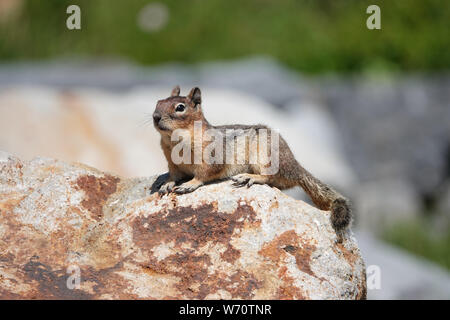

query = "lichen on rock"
[{"left": 0, "top": 152, "right": 366, "bottom": 299}]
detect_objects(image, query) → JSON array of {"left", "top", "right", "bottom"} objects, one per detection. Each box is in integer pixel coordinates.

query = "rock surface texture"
[{"left": 0, "top": 152, "right": 366, "bottom": 299}]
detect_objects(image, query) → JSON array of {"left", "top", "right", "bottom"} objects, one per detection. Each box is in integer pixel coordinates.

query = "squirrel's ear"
[
  {"left": 188, "top": 87, "right": 201, "bottom": 105},
  {"left": 170, "top": 85, "right": 180, "bottom": 97}
]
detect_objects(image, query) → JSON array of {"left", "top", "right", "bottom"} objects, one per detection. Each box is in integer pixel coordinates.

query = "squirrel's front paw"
[
  {"left": 173, "top": 180, "right": 203, "bottom": 194},
  {"left": 159, "top": 181, "right": 176, "bottom": 194}
]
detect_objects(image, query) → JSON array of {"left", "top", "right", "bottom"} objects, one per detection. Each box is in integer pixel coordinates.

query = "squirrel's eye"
[{"left": 175, "top": 103, "right": 185, "bottom": 113}]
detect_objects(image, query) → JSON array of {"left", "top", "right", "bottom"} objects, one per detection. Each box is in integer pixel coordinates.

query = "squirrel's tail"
[{"left": 294, "top": 162, "right": 352, "bottom": 239}]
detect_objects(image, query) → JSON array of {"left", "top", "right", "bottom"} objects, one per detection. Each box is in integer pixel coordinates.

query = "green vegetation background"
[
  {"left": 383, "top": 219, "right": 450, "bottom": 270},
  {"left": 0, "top": 0, "right": 449, "bottom": 74}
]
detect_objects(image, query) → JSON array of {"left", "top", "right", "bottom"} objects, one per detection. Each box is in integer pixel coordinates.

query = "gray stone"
[{"left": 0, "top": 153, "right": 366, "bottom": 299}]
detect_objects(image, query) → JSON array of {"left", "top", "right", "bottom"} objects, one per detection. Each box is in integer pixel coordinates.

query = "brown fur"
[{"left": 152, "top": 87, "right": 352, "bottom": 241}]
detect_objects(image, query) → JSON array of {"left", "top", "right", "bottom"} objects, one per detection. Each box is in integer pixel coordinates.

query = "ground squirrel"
[{"left": 152, "top": 86, "right": 352, "bottom": 240}]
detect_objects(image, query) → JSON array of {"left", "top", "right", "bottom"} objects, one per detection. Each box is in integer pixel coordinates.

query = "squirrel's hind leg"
[{"left": 231, "top": 173, "right": 269, "bottom": 188}]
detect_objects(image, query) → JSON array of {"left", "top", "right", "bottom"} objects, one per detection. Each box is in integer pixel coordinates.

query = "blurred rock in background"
[{"left": 357, "top": 232, "right": 450, "bottom": 300}]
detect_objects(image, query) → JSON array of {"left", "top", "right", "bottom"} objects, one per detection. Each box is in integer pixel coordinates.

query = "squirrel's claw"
[
  {"left": 232, "top": 181, "right": 244, "bottom": 187},
  {"left": 232, "top": 174, "right": 254, "bottom": 188},
  {"left": 173, "top": 180, "right": 203, "bottom": 194},
  {"left": 158, "top": 181, "right": 176, "bottom": 194}
]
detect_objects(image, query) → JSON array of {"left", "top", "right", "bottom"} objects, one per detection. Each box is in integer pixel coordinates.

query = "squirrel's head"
[{"left": 153, "top": 86, "right": 203, "bottom": 133}]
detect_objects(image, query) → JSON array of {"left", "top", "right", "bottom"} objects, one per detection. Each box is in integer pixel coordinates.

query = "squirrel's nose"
[{"left": 153, "top": 112, "right": 161, "bottom": 123}]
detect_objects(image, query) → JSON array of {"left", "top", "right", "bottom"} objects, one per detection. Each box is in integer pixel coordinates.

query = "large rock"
[{"left": 0, "top": 152, "right": 366, "bottom": 299}]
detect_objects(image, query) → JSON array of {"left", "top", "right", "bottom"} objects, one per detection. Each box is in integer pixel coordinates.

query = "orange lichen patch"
[
  {"left": 276, "top": 266, "right": 307, "bottom": 299},
  {"left": 75, "top": 174, "right": 120, "bottom": 221},
  {"left": 142, "top": 250, "right": 262, "bottom": 299},
  {"left": 0, "top": 254, "right": 139, "bottom": 300},
  {"left": 132, "top": 203, "right": 257, "bottom": 257},
  {"left": 221, "top": 245, "right": 241, "bottom": 264},
  {"left": 0, "top": 195, "right": 26, "bottom": 213},
  {"left": 269, "top": 200, "right": 279, "bottom": 211},
  {"left": 334, "top": 242, "right": 358, "bottom": 268},
  {"left": 0, "top": 196, "right": 28, "bottom": 247},
  {"left": 0, "top": 210, "right": 73, "bottom": 269},
  {"left": 259, "top": 230, "right": 317, "bottom": 278},
  {"left": 132, "top": 203, "right": 263, "bottom": 298},
  {"left": 0, "top": 286, "right": 25, "bottom": 300},
  {"left": 223, "top": 270, "right": 262, "bottom": 298}
]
